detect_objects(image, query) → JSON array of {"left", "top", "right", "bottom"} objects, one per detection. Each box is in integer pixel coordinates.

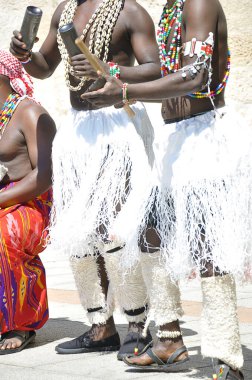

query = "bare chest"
[{"left": 71, "top": 3, "right": 131, "bottom": 60}]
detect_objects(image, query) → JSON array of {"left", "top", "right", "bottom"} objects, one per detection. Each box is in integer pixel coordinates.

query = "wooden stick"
[{"left": 75, "top": 37, "right": 135, "bottom": 118}]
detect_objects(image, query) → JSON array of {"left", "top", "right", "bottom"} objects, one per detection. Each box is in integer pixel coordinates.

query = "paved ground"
[{"left": 0, "top": 247, "right": 251, "bottom": 380}]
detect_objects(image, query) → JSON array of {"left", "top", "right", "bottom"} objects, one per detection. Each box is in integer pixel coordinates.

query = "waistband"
[{"left": 164, "top": 111, "right": 210, "bottom": 125}]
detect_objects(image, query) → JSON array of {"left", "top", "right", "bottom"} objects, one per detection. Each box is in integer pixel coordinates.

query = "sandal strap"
[
  {"left": 167, "top": 345, "right": 188, "bottom": 364},
  {"left": 1, "top": 331, "right": 26, "bottom": 343},
  {"left": 215, "top": 364, "right": 244, "bottom": 380},
  {"left": 146, "top": 345, "right": 188, "bottom": 366},
  {"left": 146, "top": 348, "right": 166, "bottom": 365}
]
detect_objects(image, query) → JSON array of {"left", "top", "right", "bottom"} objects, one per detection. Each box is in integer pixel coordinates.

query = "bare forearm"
[
  {"left": 127, "top": 68, "right": 206, "bottom": 101},
  {"left": 23, "top": 52, "right": 55, "bottom": 79},
  {"left": 0, "top": 169, "right": 52, "bottom": 208},
  {"left": 119, "top": 63, "right": 161, "bottom": 83}
]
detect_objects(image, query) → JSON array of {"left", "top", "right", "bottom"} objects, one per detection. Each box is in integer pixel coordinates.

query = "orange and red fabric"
[{"left": 0, "top": 182, "right": 52, "bottom": 334}]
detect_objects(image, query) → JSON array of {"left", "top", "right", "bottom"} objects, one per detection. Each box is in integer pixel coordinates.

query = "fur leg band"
[
  {"left": 104, "top": 250, "right": 148, "bottom": 323},
  {"left": 201, "top": 275, "right": 243, "bottom": 369},
  {"left": 70, "top": 255, "right": 114, "bottom": 325},
  {"left": 140, "top": 252, "right": 183, "bottom": 335}
]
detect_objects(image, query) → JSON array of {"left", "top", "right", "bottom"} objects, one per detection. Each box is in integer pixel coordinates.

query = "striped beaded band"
[
  {"left": 0, "top": 93, "right": 21, "bottom": 137},
  {"left": 108, "top": 61, "right": 120, "bottom": 79}
]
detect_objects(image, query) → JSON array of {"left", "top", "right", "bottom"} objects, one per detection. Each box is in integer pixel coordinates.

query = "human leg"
[
  {"left": 124, "top": 227, "right": 188, "bottom": 367},
  {"left": 55, "top": 251, "right": 121, "bottom": 354},
  {"left": 200, "top": 273, "right": 244, "bottom": 380},
  {"left": 0, "top": 192, "right": 51, "bottom": 352},
  {"left": 104, "top": 246, "right": 152, "bottom": 360}
]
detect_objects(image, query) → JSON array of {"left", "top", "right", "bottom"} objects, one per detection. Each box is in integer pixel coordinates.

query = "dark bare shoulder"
[
  {"left": 50, "top": 0, "right": 69, "bottom": 29},
  {"left": 183, "top": 0, "right": 220, "bottom": 21},
  {"left": 122, "top": 0, "right": 156, "bottom": 32},
  {"left": 17, "top": 98, "right": 56, "bottom": 136}
]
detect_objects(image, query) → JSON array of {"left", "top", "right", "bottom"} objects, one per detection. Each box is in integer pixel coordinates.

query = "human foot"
[
  {"left": 124, "top": 338, "right": 189, "bottom": 367},
  {"left": 55, "top": 316, "right": 120, "bottom": 354},
  {"left": 87, "top": 316, "right": 117, "bottom": 341},
  {"left": 214, "top": 361, "right": 244, "bottom": 380},
  {"left": 117, "top": 322, "right": 153, "bottom": 361},
  {"left": 0, "top": 330, "right": 36, "bottom": 354}
]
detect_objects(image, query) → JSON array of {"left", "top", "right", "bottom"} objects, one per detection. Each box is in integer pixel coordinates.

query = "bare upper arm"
[
  {"left": 39, "top": 1, "right": 68, "bottom": 73},
  {"left": 182, "top": 0, "right": 219, "bottom": 64},
  {"left": 124, "top": 1, "right": 160, "bottom": 65},
  {"left": 183, "top": 0, "right": 219, "bottom": 44},
  {"left": 20, "top": 103, "right": 56, "bottom": 172}
]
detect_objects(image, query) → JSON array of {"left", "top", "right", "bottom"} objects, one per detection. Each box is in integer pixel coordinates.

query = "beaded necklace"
[
  {"left": 57, "top": 0, "right": 124, "bottom": 91},
  {"left": 0, "top": 93, "right": 20, "bottom": 138},
  {"left": 157, "top": 0, "right": 186, "bottom": 76},
  {"left": 189, "top": 49, "right": 231, "bottom": 98}
]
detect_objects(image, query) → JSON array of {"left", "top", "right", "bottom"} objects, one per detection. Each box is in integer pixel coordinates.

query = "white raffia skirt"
[
  {"left": 114, "top": 107, "right": 252, "bottom": 282},
  {"left": 49, "top": 103, "right": 155, "bottom": 256}
]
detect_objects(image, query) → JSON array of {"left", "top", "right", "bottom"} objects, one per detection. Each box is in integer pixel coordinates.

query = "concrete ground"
[{"left": 0, "top": 248, "right": 251, "bottom": 380}]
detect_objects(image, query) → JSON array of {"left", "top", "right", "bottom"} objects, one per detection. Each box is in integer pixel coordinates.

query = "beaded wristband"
[
  {"left": 20, "top": 52, "right": 32, "bottom": 65},
  {"left": 108, "top": 61, "right": 120, "bottom": 79},
  {"left": 122, "top": 82, "right": 129, "bottom": 104},
  {"left": 122, "top": 82, "right": 136, "bottom": 106}
]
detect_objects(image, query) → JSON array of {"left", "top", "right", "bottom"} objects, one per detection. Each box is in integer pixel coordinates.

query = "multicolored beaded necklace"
[
  {"left": 0, "top": 93, "right": 20, "bottom": 138},
  {"left": 157, "top": 0, "right": 231, "bottom": 99},
  {"left": 157, "top": 0, "right": 186, "bottom": 76}
]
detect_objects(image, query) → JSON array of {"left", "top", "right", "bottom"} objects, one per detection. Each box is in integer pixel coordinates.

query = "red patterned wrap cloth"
[
  {"left": 0, "top": 49, "right": 34, "bottom": 97},
  {"left": 0, "top": 182, "right": 52, "bottom": 334}
]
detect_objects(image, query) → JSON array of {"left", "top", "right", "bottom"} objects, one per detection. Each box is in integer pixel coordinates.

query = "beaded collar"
[{"left": 0, "top": 93, "right": 20, "bottom": 138}]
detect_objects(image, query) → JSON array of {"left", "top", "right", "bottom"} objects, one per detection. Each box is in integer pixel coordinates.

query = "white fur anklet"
[
  {"left": 141, "top": 252, "right": 183, "bottom": 335},
  {"left": 70, "top": 255, "right": 114, "bottom": 325},
  {"left": 104, "top": 250, "right": 148, "bottom": 323},
  {"left": 201, "top": 275, "right": 243, "bottom": 370},
  {"left": 156, "top": 330, "right": 182, "bottom": 339}
]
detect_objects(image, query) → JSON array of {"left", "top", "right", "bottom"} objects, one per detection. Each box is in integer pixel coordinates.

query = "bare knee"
[{"left": 139, "top": 227, "right": 161, "bottom": 253}]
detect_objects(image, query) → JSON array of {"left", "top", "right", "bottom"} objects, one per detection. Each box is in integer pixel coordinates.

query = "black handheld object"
[
  {"left": 20, "top": 6, "right": 42, "bottom": 51},
  {"left": 59, "top": 23, "right": 81, "bottom": 57}
]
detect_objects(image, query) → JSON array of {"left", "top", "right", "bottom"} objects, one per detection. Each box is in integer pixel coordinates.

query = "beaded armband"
[
  {"left": 182, "top": 33, "right": 214, "bottom": 60},
  {"left": 178, "top": 32, "right": 217, "bottom": 105},
  {"left": 181, "top": 32, "right": 230, "bottom": 100},
  {"left": 108, "top": 62, "right": 120, "bottom": 79},
  {"left": 180, "top": 32, "right": 214, "bottom": 80}
]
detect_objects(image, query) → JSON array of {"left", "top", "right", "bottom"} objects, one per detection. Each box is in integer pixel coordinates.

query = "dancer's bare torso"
[
  {"left": 162, "top": 0, "right": 228, "bottom": 121},
  {"left": 39, "top": 0, "right": 159, "bottom": 111}
]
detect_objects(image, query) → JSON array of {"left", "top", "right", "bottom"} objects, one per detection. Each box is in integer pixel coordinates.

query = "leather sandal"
[
  {"left": 0, "top": 330, "right": 36, "bottom": 355},
  {"left": 123, "top": 344, "right": 189, "bottom": 368},
  {"left": 214, "top": 362, "right": 244, "bottom": 380},
  {"left": 117, "top": 329, "right": 153, "bottom": 361}
]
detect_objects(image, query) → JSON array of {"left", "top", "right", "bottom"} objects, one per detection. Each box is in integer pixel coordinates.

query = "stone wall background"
[{"left": 1, "top": 0, "right": 251, "bottom": 124}]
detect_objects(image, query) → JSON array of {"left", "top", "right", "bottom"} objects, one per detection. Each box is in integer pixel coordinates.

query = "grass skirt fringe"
[
  {"left": 49, "top": 103, "right": 155, "bottom": 256},
  {"left": 114, "top": 107, "right": 252, "bottom": 282}
]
